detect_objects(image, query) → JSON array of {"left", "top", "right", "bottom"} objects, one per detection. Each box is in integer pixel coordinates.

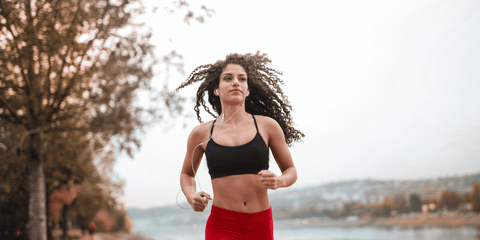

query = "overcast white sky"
[{"left": 114, "top": 0, "right": 480, "bottom": 209}]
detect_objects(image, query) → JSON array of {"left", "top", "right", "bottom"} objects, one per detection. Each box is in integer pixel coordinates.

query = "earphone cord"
[{"left": 176, "top": 99, "right": 245, "bottom": 210}]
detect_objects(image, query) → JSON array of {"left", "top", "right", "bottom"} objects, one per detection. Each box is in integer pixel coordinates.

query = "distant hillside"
[
  {"left": 127, "top": 172, "right": 480, "bottom": 222},
  {"left": 269, "top": 172, "right": 480, "bottom": 210}
]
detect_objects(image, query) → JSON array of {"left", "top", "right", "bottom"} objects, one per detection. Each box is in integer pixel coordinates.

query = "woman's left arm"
[{"left": 258, "top": 117, "right": 297, "bottom": 190}]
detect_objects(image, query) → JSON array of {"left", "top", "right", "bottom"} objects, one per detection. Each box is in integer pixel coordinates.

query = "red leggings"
[{"left": 205, "top": 205, "right": 274, "bottom": 240}]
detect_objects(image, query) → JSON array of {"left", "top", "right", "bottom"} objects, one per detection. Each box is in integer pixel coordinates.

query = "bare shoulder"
[
  {"left": 254, "top": 115, "right": 287, "bottom": 148},
  {"left": 254, "top": 115, "right": 281, "bottom": 129},
  {"left": 185, "top": 120, "right": 215, "bottom": 151},
  {"left": 189, "top": 120, "right": 215, "bottom": 140}
]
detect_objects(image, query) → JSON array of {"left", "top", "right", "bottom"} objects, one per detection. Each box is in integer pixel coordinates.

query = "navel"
[{"left": 243, "top": 200, "right": 247, "bottom": 206}]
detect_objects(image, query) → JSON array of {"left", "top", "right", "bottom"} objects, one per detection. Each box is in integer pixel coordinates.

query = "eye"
[
  {"left": 240, "top": 77, "right": 247, "bottom": 81},
  {"left": 223, "top": 76, "right": 232, "bottom": 81}
]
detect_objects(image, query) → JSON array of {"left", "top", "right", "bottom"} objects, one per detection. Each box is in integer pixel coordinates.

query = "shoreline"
[
  {"left": 93, "top": 232, "right": 154, "bottom": 240},
  {"left": 74, "top": 231, "right": 154, "bottom": 240},
  {"left": 274, "top": 213, "right": 480, "bottom": 230},
  {"left": 371, "top": 213, "right": 480, "bottom": 229}
]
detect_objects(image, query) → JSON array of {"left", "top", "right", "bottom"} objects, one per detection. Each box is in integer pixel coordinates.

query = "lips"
[{"left": 230, "top": 89, "right": 242, "bottom": 93}]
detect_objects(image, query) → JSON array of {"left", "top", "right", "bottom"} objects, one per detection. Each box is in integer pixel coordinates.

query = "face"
[{"left": 215, "top": 64, "right": 249, "bottom": 102}]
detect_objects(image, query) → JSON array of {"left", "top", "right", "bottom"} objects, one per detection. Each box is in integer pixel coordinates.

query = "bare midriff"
[{"left": 212, "top": 174, "right": 270, "bottom": 213}]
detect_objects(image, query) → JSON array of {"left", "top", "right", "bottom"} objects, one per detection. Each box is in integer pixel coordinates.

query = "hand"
[
  {"left": 188, "top": 191, "right": 212, "bottom": 212},
  {"left": 258, "top": 170, "right": 284, "bottom": 190}
]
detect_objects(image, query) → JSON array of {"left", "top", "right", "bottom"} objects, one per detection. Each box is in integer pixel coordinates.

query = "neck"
[{"left": 219, "top": 102, "right": 247, "bottom": 124}]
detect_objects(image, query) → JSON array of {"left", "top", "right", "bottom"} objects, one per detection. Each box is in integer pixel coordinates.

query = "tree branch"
[
  {"left": 46, "top": 0, "right": 82, "bottom": 122},
  {"left": 0, "top": 95, "right": 27, "bottom": 126},
  {"left": 45, "top": 127, "right": 92, "bottom": 134},
  {"left": 0, "top": 79, "right": 24, "bottom": 93},
  {"left": 0, "top": 1, "right": 39, "bottom": 122},
  {"left": 25, "top": 0, "right": 43, "bottom": 121},
  {"left": 47, "top": 0, "right": 112, "bottom": 121}
]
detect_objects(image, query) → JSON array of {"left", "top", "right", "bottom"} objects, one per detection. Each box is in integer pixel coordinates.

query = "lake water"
[{"left": 132, "top": 217, "right": 480, "bottom": 240}]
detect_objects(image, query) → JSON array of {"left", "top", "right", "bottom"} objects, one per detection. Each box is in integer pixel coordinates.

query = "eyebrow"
[{"left": 222, "top": 73, "right": 247, "bottom": 76}]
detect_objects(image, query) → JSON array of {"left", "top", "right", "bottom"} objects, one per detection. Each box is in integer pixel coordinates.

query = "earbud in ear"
[
  {"left": 246, "top": 91, "right": 250, "bottom": 97},
  {"left": 216, "top": 89, "right": 219, "bottom": 96}
]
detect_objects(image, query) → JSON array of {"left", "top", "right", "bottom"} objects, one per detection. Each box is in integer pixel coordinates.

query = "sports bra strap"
[
  {"left": 210, "top": 119, "right": 217, "bottom": 138},
  {"left": 252, "top": 114, "right": 259, "bottom": 133}
]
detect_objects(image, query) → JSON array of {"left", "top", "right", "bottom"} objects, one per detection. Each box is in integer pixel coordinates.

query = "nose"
[{"left": 232, "top": 77, "right": 240, "bottom": 86}]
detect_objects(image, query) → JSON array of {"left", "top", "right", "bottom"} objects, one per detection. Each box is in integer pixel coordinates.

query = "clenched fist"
[
  {"left": 258, "top": 170, "right": 285, "bottom": 190},
  {"left": 188, "top": 191, "right": 212, "bottom": 212}
]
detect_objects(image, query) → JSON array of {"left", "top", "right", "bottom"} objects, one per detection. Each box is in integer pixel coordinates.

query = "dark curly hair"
[{"left": 175, "top": 52, "right": 304, "bottom": 146}]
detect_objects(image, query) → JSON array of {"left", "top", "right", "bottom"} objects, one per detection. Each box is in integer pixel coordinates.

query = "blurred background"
[{"left": 1, "top": 0, "right": 480, "bottom": 239}]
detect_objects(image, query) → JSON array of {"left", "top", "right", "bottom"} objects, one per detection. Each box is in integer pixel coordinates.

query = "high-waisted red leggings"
[{"left": 205, "top": 205, "right": 274, "bottom": 240}]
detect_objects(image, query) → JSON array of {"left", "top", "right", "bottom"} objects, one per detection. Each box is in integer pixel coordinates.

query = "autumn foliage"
[
  {"left": 49, "top": 181, "right": 81, "bottom": 220},
  {"left": 439, "top": 190, "right": 461, "bottom": 211},
  {"left": 0, "top": 0, "right": 211, "bottom": 239},
  {"left": 472, "top": 181, "right": 480, "bottom": 213}
]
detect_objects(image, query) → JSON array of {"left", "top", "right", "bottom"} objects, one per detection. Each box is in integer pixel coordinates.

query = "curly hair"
[{"left": 175, "top": 52, "right": 304, "bottom": 146}]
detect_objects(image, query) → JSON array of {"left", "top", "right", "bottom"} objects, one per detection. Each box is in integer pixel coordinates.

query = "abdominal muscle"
[{"left": 211, "top": 174, "right": 270, "bottom": 213}]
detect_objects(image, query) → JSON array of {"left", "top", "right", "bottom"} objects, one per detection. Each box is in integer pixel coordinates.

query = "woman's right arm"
[{"left": 180, "top": 125, "right": 212, "bottom": 212}]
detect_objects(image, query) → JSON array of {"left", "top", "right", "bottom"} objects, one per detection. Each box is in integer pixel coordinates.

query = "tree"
[
  {"left": 49, "top": 181, "right": 81, "bottom": 240},
  {"left": 472, "top": 181, "right": 480, "bottom": 213},
  {"left": 392, "top": 194, "right": 409, "bottom": 214},
  {"left": 409, "top": 193, "right": 423, "bottom": 212},
  {"left": 439, "top": 190, "right": 461, "bottom": 211},
  {"left": 372, "top": 197, "right": 394, "bottom": 217},
  {"left": 339, "top": 202, "right": 354, "bottom": 217},
  {"left": 67, "top": 149, "right": 123, "bottom": 235},
  {"left": 0, "top": 121, "right": 28, "bottom": 240},
  {"left": 42, "top": 128, "right": 120, "bottom": 239},
  {"left": 0, "top": 118, "right": 122, "bottom": 239},
  {"left": 0, "top": 1, "right": 211, "bottom": 239},
  {"left": 461, "top": 192, "right": 470, "bottom": 204},
  {"left": 382, "top": 197, "right": 394, "bottom": 217}
]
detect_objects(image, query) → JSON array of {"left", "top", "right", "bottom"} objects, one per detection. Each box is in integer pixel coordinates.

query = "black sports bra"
[{"left": 205, "top": 115, "right": 269, "bottom": 180}]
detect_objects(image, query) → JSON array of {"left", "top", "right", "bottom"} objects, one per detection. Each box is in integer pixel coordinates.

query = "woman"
[{"left": 177, "top": 52, "right": 304, "bottom": 239}]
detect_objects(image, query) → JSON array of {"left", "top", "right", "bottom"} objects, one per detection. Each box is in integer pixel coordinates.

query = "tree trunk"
[
  {"left": 27, "top": 132, "right": 47, "bottom": 240},
  {"left": 27, "top": 159, "right": 47, "bottom": 240},
  {"left": 61, "top": 204, "right": 69, "bottom": 240},
  {"left": 46, "top": 184, "right": 53, "bottom": 240}
]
